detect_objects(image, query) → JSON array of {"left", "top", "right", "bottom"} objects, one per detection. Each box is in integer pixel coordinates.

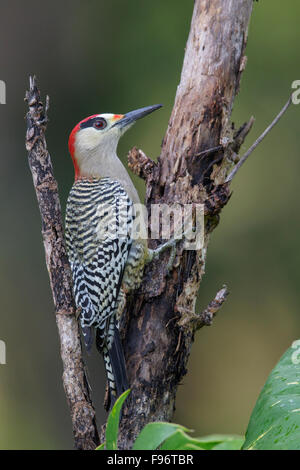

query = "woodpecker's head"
[{"left": 68, "top": 104, "right": 162, "bottom": 179}]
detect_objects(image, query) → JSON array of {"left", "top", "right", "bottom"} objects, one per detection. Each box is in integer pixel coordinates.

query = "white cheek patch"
[
  {"left": 74, "top": 121, "right": 122, "bottom": 167},
  {"left": 76, "top": 127, "right": 101, "bottom": 153}
]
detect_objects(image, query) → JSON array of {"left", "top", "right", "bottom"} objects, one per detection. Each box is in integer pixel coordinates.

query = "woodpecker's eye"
[{"left": 93, "top": 118, "right": 107, "bottom": 130}]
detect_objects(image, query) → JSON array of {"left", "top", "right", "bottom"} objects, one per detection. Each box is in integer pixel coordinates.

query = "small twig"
[
  {"left": 226, "top": 95, "right": 293, "bottom": 182},
  {"left": 128, "top": 146, "right": 156, "bottom": 181},
  {"left": 25, "top": 76, "right": 99, "bottom": 450},
  {"left": 177, "top": 285, "right": 229, "bottom": 330},
  {"left": 232, "top": 116, "right": 255, "bottom": 153},
  {"left": 194, "top": 285, "right": 229, "bottom": 331},
  {"left": 194, "top": 145, "right": 224, "bottom": 158}
]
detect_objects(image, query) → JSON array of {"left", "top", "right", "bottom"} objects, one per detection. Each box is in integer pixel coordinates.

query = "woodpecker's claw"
[{"left": 147, "top": 238, "right": 180, "bottom": 274}]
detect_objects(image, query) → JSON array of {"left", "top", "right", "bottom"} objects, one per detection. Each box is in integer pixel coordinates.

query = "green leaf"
[
  {"left": 95, "top": 442, "right": 105, "bottom": 450},
  {"left": 105, "top": 389, "right": 130, "bottom": 450},
  {"left": 243, "top": 340, "right": 300, "bottom": 450},
  {"left": 193, "top": 434, "right": 244, "bottom": 450},
  {"left": 133, "top": 422, "right": 191, "bottom": 450},
  {"left": 160, "top": 429, "right": 208, "bottom": 450},
  {"left": 211, "top": 438, "right": 244, "bottom": 450}
]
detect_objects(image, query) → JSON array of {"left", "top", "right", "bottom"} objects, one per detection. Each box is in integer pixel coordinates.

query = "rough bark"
[
  {"left": 25, "top": 78, "right": 99, "bottom": 450},
  {"left": 116, "top": 0, "right": 254, "bottom": 449}
]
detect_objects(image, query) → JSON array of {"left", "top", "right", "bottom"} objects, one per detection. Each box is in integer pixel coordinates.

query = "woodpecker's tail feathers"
[
  {"left": 96, "top": 325, "right": 128, "bottom": 410},
  {"left": 82, "top": 325, "right": 94, "bottom": 354},
  {"left": 109, "top": 326, "right": 129, "bottom": 396}
]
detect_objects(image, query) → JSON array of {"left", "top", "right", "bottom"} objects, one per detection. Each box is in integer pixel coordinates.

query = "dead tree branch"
[
  {"left": 25, "top": 76, "right": 99, "bottom": 450},
  {"left": 177, "top": 285, "right": 229, "bottom": 330}
]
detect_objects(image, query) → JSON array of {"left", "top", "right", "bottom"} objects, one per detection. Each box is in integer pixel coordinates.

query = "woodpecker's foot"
[{"left": 147, "top": 238, "right": 180, "bottom": 273}]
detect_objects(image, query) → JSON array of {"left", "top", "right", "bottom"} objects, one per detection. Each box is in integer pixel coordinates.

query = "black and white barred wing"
[{"left": 65, "top": 178, "right": 134, "bottom": 350}]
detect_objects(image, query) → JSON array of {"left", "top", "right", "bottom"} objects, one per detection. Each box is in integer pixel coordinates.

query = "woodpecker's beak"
[{"left": 114, "top": 104, "right": 162, "bottom": 129}]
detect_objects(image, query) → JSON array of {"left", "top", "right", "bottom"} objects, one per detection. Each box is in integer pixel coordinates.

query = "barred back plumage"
[{"left": 65, "top": 177, "right": 134, "bottom": 407}]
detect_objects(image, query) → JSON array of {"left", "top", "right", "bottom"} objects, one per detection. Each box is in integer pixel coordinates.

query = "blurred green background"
[{"left": 0, "top": 0, "right": 299, "bottom": 449}]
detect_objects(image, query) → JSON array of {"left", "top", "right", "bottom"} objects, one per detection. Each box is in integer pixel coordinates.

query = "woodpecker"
[{"left": 65, "top": 104, "right": 175, "bottom": 409}]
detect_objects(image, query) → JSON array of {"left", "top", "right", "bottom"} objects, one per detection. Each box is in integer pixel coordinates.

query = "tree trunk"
[{"left": 117, "top": 0, "right": 254, "bottom": 450}]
